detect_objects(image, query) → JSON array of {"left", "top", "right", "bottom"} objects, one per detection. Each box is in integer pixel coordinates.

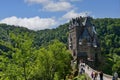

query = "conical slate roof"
[{"left": 82, "top": 17, "right": 92, "bottom": 27}]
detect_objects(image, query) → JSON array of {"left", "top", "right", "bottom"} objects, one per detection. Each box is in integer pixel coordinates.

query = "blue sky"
[{"left": 0, "top": 0, "right": 120, "bottom": 30}]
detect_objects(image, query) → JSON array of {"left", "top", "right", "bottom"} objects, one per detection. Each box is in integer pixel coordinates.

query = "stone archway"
[{"left": 77, "top": 52, "right": 88, "bottom": 64}]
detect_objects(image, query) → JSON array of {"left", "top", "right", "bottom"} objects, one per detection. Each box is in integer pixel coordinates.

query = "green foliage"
[
  {"left": 33, "top": 23, "right": 69, "bottom": 48},
  {"left": 73, "top": 74, "right": 90, "bottom": 80},
  {"left": 31, "top": 40, "right": 71, "bottom": 80},
  {"left": 112, "top": 61, "right": 120, "bottom": 77},
  {"left": 101, "top": 53, "right": 120, "bottom": 76},
  {"left": 92, "top": 18, "right": 120, "bottom": 76},
  {"left": 92, "top": 18, "right": 120, "bottom": 55},
  {"left": 112, "top": 54, "right": 120, "bottom": 77},
  {"left": 0, "top": 32, "right": 71, "bottom": 80},
  {"left": 0, "top": 33, "right": 36, "bottom": 80}
]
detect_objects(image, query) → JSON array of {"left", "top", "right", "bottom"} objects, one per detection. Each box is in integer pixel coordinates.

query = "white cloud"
[
  {"left": 62, "top": 10, "right": 91, "bottom": 20},
  {"left": 70, "top": 0, "right": 82, "bottom": 2},
  {"left": 0, "top": 16, "right": 57, "bottom": 30},
  {"left": 43, "top": 2, "right": 72, "bottom": 12},
  {"left": 24, "top": 0, "right": 49, "bottom": 4},
  {"left": 60, "top": 0, "right": 82, "bottom": 2},
  {"left": 25, "top": 0, "right": 73, "bottom": 12}
]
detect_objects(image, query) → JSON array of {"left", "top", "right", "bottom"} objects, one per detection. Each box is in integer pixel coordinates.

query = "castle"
[{"left": 68, "top": 16, "right": 101, "bottom": 68}]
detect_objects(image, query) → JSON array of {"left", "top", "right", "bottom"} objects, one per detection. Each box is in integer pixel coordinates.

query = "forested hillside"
[
  {"left": 92, "top": 18, "right": 120, "bottom": 75},
  {"left": 0, "top": 18, "right": 120, "bottom": 79}
]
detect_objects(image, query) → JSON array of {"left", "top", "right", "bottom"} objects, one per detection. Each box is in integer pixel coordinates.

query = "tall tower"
[{"left": 68, "top": 16, "right": 101, "bottom": 68}]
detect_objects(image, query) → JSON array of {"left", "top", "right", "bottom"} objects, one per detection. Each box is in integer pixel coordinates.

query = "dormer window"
[
  {"left": 93, "top": 38, "right": 97, "bottom": 48},
  {"left": 79, "top": 38, "right": 82, "bottom": 45},
  {"left": 79, "top": 41, "right": 82, "bottom": 45},
  {"left": 93, "top": 43, "right": 97, "bottom": 48}
]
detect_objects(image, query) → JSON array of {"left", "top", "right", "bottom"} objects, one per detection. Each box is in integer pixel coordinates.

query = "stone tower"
[{"left": 68, "top": 16, "right": 101, "bottom": 68}]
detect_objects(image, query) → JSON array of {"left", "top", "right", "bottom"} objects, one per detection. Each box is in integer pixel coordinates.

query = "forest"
[{"left": 0, "top": 18, "right": 120, "bottom": 79}]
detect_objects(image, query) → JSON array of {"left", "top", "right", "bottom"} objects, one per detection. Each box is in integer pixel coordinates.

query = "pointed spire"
[{"left": 82, "top": 17, "right": 92, "bottom": 27}]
